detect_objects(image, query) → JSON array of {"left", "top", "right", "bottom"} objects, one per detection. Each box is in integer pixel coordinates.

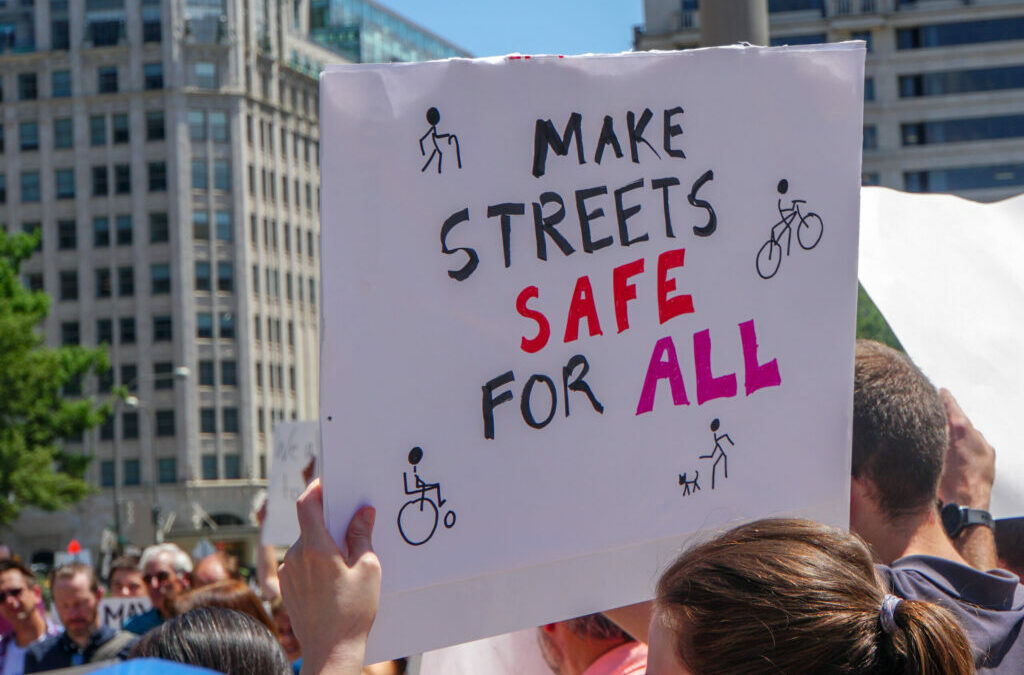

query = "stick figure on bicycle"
[
  {"left": 755, "top": 178, "right": 824, "bottom": 280},
  {"left": 398, "top": 446, "right": 456, "bottom": 546}
]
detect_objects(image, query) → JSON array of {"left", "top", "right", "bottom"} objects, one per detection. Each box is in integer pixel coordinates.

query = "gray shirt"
[{"left": 877, "top": 555, "right": 1024, "bottom": 673}]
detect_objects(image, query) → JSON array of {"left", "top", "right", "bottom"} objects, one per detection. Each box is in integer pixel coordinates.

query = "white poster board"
[
  {"left": 98, "top": 596, "right": 152, "bottom": 630},
  {"left": 859, "top": 187, "right": 1024, "bottom": 517},
  {"left": 263, "top": 422, "right": 320, "bottom": 546},
  {"left": 420, "top": 629, "right": 552, "bottom": 675},
  {"left": 320, "top": 44, "right": 864, "bottom": 661}
]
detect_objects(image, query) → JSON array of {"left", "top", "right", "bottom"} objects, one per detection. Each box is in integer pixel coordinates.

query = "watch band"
[{"left": 941, "top": 502, "right": 995, "bottom": 538}]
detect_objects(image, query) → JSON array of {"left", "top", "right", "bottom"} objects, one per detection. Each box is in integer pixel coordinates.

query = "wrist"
[
  {"left": 941, "top": 502, "right": 995, "bottom": 539},
  {"left": 302, "top": 640, "right": 368, "bottom": 675}
]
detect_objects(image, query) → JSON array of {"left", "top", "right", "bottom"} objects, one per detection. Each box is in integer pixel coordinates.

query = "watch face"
[{"left": 941, "top": 503, "right": 963, "bottom": 537}]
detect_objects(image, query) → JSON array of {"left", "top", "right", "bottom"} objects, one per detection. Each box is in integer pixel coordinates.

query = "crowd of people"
[{"left": 0, "top": 339, "right": 1021, "bottom": 674}]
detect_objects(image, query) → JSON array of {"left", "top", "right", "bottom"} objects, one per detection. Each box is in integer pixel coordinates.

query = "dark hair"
[
  {"left": 564, "top": 613, "right": 633, "bottom": 642},
  {"left": 109, "top": 555, "right": 141, "bottom": 575},
  {"left": 50, "top": 562, "right": 99, "bottom": 593},
  {"left": 129, "top": 607, "right": 290, "bottom": 675},
  {"left": 170, "top": 579, "right": 277, "bottom": 637},
  {"left": 0, "top": 559, "right": 37, "bottom": 587},
  {"left": 656, "top": 518, "right": 974, "bottom": 675},
  {"left": 853, "top": 339, "right": 947, "bottom": 517}
]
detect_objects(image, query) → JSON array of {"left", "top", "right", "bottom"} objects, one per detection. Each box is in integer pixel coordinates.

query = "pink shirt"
[{"left": 584, "top": 641, "right": 648, "bottom": 675}]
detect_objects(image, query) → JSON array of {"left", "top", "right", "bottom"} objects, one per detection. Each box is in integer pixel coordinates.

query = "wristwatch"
[{"left": 940, "top": 502, "right": 995, "bottom": 538}]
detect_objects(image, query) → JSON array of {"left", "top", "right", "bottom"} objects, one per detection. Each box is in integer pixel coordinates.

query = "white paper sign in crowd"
[
  {"left": 98, "top": 596, "right": 152, "bottom": 630},
  {"left": 859, "top": 187, "right": 1024, "bottom": 518},
  {"left": 320, "top": 44, "right": 865, "bottom": 661},
  {"left": 262, "top": 422, "right": 320, "bottom": 546}
]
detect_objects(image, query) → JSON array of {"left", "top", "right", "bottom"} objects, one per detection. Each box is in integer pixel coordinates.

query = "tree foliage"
[
  {"left": 856, "top": 283, "right": 903, "bottom": 351},
  {"left": 0, "top": 229, "right": 109, "bottom": 528}
]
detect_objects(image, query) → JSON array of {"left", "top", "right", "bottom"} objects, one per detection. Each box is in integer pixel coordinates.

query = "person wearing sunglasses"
[
  {"left": 0, "top": 560, "right": 58, "bottom": 675},
  {"left": 124, "top": 544, "right": 193, "bottom": 636}
]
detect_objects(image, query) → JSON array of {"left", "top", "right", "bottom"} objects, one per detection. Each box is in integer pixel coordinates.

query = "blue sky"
[{"left": 377, "top": 0, "right": 644, "bottom": 58}]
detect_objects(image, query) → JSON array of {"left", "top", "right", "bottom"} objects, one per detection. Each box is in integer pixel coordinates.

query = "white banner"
[
  {"left": 263, "top": 422, "right": 320, "bottom": 546},
  {"left": 859, "top": 187, "right": 1024, "bottom": 518},
  {"left": 98, "top": 596, "right": 152, "bottom": 630},
  {"left": 320, "top": 44, "right": 864, "bottom": 661}
]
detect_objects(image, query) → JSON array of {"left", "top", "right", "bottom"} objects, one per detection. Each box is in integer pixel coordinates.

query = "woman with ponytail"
[{"left": 648, "top": 518, "right": 975, "bottom": 675}]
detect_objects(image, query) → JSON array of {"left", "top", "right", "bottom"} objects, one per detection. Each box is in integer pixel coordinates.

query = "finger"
[
  {"left": 295, "top": 479, "right": 337, "bottom": 551},
  {"left": 346, "top": 506, "right": 376, "bottom": 563},
  {"left": 939, "top": 388, "right": 969, "bottom": 428}
]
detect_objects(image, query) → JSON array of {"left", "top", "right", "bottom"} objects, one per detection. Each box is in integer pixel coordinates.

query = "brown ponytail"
[{"left": 654, "top": 518, "right": 975, "bottom": 674}]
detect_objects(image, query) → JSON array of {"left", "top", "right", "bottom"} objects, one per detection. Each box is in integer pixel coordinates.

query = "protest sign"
[
  {"left": 98, "top": 596, "right": 152, "bottom": 630},
  {"left": 420, "top": 629, "right": 551, "bottom": 675},
  {"left": 859, "top": 187, "right": 1024, "bottom": 518},
  {"left": 320, "top": 43, "right": 864, "bottom": 661},
  {"left": 262, "top": 421, "right": 320, "bottom": 546}
]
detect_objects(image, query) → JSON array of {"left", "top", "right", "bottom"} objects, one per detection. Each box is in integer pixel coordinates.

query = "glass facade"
[
  {"left": 898, "top": 17, "right": 1024, "bottom": 50},
  {"left": 902, "top": 114, "right": 1024, "bottom": 146},
  {"left": 309, "top": 0, "right": 469, "bottom": 63},
  {"left": 905, "top": 163, "right": 1024, "bottom": 193},
  {"left": 899, "top": 65, "right": 1024, "bottom": 98}
]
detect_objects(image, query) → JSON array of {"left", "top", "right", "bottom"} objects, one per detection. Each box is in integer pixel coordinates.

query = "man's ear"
[{"left": 541, "top": 623, "right": 558, "bottom": 634}]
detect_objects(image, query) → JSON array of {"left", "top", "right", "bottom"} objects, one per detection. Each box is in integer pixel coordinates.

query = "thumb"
[{"left": 346, "top": 506, "right": 376, "bottom": 563}]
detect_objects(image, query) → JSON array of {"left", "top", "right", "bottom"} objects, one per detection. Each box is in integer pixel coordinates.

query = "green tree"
[
  {"left": 0, "top": 229, "right": 109, "bottom": 528},
  {"left": 856, "top": 282, "right": 903, "bottom": 351}
]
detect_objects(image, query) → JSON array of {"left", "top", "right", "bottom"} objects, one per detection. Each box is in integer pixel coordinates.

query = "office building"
[{"left": 636, "top": 0, "right": 1024, "bottom": 202}]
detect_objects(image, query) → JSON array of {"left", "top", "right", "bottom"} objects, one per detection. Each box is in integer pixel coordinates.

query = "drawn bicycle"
[
  {"left": 755, "top": 180, "right": 824, "bottom": 280},
  {"left": 397, "top": 447, "right": 456, "bottom": 546}
]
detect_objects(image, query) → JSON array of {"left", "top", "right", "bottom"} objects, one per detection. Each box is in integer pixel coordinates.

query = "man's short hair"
[
  {"left": 51, "top": 562, "right": 99, "bottom": 594},
  {"left": 853, "top": 340, "right": 947, "bottom": 518},
  {"left": 109, "top": 555, "right": 141, "bottom": 576},
  {"left": 140, "top": 544, "right": 193, "bottom": 575},
  {"left": 0, "top": 559, "right": 37, "bottom": 587},
  {"left": 564, "top": 613, "right": 632, "bottom": 643}
]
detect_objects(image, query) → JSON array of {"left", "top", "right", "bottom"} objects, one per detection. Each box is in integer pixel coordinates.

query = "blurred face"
[
  {"left": 143, "top": 554, "right": 188, "bottom": 611},
  {"left": 192, "top": 556, "right": 229, "bottom": 588},
  {"left": 53, "top": 572, "right": 100, "bottom": 646},
  {"left": 109, "top": 568, "right": 146, "bottom": 598},
  {"left": 273, "top": 608, "right": 302, "bottom": 662},
  {"left": 0, "top": 570, "right": 41, "bottom": 625},
  {"left": 646, "top": 615, "right": 693, "bottom": 675}
]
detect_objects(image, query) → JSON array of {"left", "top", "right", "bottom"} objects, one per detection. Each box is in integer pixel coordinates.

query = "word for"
[
  {"left": 440, "top": 171, "right": 716, "bottom": 281},
  {"left": 481, "top": 354, "right": 603, "bottom": 440},
  {"left": 636, "top": 319, "right": 781, "bottom": 415},
  {"left": 516, "top": 248, "right": 694, "bottom": 354},
  {"left": 532, "top": 107, "right": 687, "bottom": 177}
]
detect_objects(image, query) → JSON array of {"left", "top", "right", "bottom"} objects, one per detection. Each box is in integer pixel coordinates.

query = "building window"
[
  {"left": 97, "top": 367, "right": 114, "bottom": 394},
  {"left": 148, "top": 162, "right": 167, "bottom": 191},
  {"left": 258, "top": 409, "right": 265, "bottom": 433},
  {"left": 19, "top": 122, "right": 38, "bottom": 151},
  {"left": 98, "top": 66, "right": 118, "bottom": 94},
  {"left": 223, "top": 408, "right": 239, "bottom": 434},
  {"left": 904, "top": 162, "right": 1024, "bottom": 193},
  {"left": 120, "top": 364, "right": 137, "bottom": 392},
  {"left": 215, "top": 211, "right": 232, "bottom": 241},
  {"left": 219, "top": 312, "right": 235, "bottom": 338},
  {"left": 24, "top": 272, "right": 43, "bottom": 292},
  {"left": 56, "top": 169, "right": 75, "bottom": 199},
  {"left": 193, "top": 211, "right": 210, "bottom": 240},
  {"left": 210, "top": 112, "right": 228, "bottom": 142},
  {"left": 150, "top": 264, "right": 171, "bottom": 294},
  {"left": 123, "top": 459, "right": 140, "bottom": 486},
  {"left": 146, "top": 111, "right": 165, "bottom": 141},
  {"left": 18, "top": 73, "right": 37, "bottom": 101},
  {"left": 96, "top": 319, "right": 113, "bottom": 345},
  {"left": 192, "top": 160, "right": 208, "bottom": 189},
  {"left": 57, "top": 220, "right": 77, "bottom": 250},
  {"left": 52, "top": 70, "right": 71, "bottom": 98},
  {"left": 195, "top": 62, "right": 217, "bottom": 89},
  {"left": 118, "top": 266, "right": 134, "bottom": 297},
  {"left": 201, "top": 407, "right": 216, "bottom": 433},
  {"left": 157, "top": 458, "right": 176, "bottom": 484},
  {"left": 902, "top": 114, "right": 1024, "bottom": 146},
  {"left": 898, "top": 17, "right": 1024, "bottom": 51},
  {"left": 90, "top": 116, "right": 106, "bottom": 146},
  {"left": 213, "top": 160, "right": 230, "bottom": 191},
  {"left": 116, "top": 215, "right": 132, "bottom": 245},
  {"left": 863, "top": 125, "right": 877, "bottom": 150},
  {"left": 101, "top": 460, "right": 115, "bottom": 487},
  {"left": 224, "top": 453, "right": 241, "bottom": 479},
  {"left": 197, "top": 312, "right": 213, "bottom": 338},
  {"left": 53, "top": 118, "right": 73, "bottom": 149},
  {"left": 202, "top": 454, "right": 218, "bottom": 480},
  {"left": 199, "top": 360, "right": 215, "bottom": 386},
  {"left": 155, "top": 409, "right": 175, "bottom": 436},
  {"left": 61, "top": 321, "right": 80, "bottom": 345},
  {"left": 154, "top": 362, "right": 174, "bottom": 389},
  {"left": 255, "top": 361, "right": 263, "bottom": 387},
  {"left": 862, "top": 172, "right": 880, "bottom": 186},
  {"left": 153, "top": 315, "right": 172, "bottom": 341},
  {"left": 217, "top": 262, "right": 233, "bottom": 292},
  {"left": 22, "top": 222, "right": 42, "bottom": 251},
  {"left": 92, "top": 166, "right": 109, "bottom": 196},
  {"left": 195, "top": 261, "right": 211, "bottom": 291},
  {"left": 123, "top": 412, "right": 139, "bottom": 440},
  {"left": 96, "top": 268, "right": 112, "bottom": 298},
  {"left": 112, "top": 114, "right": 129, "bottom": 144},
  {"left": 769, "top": 33, "right": 826, "bottom": 47},
  {"left": 0, "top": 174, "right": 4, "bottom": 204},
  {"left": 60, "top": 270, "right": 78, "bottom": 300},
  {"left": 221, "top": 360, "right": 237, "bottom": 386},
  {"left": 119, "top": 317, "right": 136, "bottom": 344},
  {"left": 111, "top": 164, "right": 129, "bottom": 194},
  {"left": 188, "top": 110, "right": 205, "bottom": 141},
  {"left": 851, "top": 30, "right": 872, "bottom": 52},
  {"left": 150, "top": 212, "right": 169, "bottom": 243},
  {"left": 143, "top": 5, "right": 162, "bottom": 43},
  {"left": 144, "top": 62, "right": 163, "bottom": 90}
]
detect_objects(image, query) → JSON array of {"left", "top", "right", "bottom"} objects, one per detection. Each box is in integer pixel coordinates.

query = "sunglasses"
[
  {"left": 143, "top": 571, "right": 174, "bottom": 585},
  {"left": 0, "top": 587, "right": 29, "bottom": 603}
]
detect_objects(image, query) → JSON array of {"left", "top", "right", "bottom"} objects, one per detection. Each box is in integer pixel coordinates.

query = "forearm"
[
  {"left": 954, "top": 526, "right": 998, "bottom": 571},
  {"left": 257, "top": 543, "right": 282, "bottom": 600}
]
